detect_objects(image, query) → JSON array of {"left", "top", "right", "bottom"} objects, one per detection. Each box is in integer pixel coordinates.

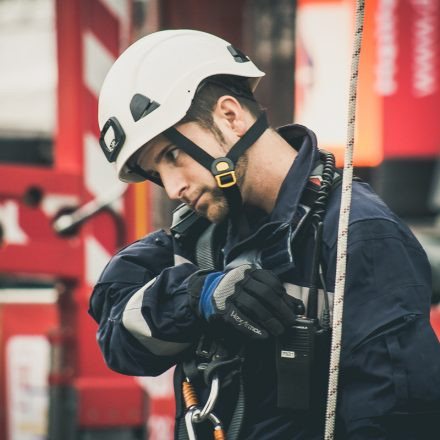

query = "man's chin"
[{"left": 200, "top": 203, "right": 229, "bottom": 224}]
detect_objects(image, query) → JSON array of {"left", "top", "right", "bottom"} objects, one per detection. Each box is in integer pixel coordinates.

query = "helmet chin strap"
[{"left": 163, "top": 112, "right": 269, "bottom": 234}]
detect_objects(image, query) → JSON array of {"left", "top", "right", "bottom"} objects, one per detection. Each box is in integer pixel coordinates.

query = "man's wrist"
[{"left": 199, "top": 271, "right": 225, "bottom": 319}]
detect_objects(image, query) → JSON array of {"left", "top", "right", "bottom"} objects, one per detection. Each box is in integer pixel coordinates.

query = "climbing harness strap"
[{"left": 175, "top": 219, "right": 244, "bottom": 440}]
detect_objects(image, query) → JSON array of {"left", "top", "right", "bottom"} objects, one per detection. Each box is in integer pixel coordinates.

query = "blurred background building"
[{"left": 0, "top": 0, "right": 439, "bottom": 439}]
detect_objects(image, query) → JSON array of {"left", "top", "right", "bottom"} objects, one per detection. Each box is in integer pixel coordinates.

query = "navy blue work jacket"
[{"left": 89, "top": 124, "right": 440, "bottom": 439}]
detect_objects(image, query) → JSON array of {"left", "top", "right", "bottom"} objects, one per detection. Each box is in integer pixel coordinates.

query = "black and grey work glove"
[{"left": 188, "top": 265, "right": 305, "bottom": 340}]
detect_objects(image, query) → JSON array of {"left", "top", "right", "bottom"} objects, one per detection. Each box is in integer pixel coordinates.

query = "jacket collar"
[
  {"left": 269, "top": 123, "right": 320, "bottom": 223},
  {"left": 224, "top": 123, "right": 320, "bottom": 262}
]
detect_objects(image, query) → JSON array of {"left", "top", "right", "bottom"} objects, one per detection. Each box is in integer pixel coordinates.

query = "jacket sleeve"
[
  {"left": 88, "top": 229, "right": 202, "bottom": 376},
  {"left": 324, "top": 219, "right": 440, "bottom": 439}
]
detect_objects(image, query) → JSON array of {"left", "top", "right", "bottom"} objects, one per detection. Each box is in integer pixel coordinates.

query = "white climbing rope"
[{"left": 324, "top": 1, "right": 365, "bottom": 439}]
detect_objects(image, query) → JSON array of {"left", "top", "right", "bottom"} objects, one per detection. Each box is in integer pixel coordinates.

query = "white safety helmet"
[{"left": 98, "top": 29, "right": 265, "bottom": 182}]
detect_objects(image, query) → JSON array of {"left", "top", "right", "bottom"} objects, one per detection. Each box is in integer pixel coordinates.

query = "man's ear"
[{"left": 213, "top": 96, "right": 248, "bottom": 137}]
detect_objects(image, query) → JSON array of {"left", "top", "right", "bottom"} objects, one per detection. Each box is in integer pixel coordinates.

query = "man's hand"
[{"left": 188, "top": 265, "right": 304, "bottom": 340}]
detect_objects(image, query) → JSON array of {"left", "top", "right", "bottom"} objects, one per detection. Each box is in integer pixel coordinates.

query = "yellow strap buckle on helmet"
[
  {"left": 211, "top": 158, "right": 237, "bottom": 189},
  {"left": 215, "top": 171, "right": 237, "bottom": 188}
]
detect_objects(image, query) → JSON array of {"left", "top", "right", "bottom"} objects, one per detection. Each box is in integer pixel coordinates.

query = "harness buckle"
[
  {"left": 195, "top": 334, "right": 217, "bottom": 359},
  {"left": 211, "top": 157, "right": 237, "bottom": 189},
  {"left": 215, "top": 171, "right": 237, "bottom": 188}
]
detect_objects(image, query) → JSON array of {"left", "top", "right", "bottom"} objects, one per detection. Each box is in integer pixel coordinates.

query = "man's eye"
[{"left": 165, "top": 148, "right": 179, "bottom": 162}]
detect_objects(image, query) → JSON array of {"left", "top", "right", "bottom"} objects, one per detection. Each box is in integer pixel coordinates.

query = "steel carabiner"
[
  {"left": 207, "top": 412, "right": 226, "bottom": 440},
  {"left": 193, "top": 374, "right": 220, "bottom": 422},
  {"left": 184, "top": 408, "right": 226, "bottom": 440},
  {"left": 182, "top": 374, "right": 225, "bottom": 439},
  {"left": 184, "top": 408, "right": 199, "bottom": 440}
]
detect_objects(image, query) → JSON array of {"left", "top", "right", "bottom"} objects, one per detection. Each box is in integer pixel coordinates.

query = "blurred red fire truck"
[{"left": 0, "top": 1, "right": 173, "bottom": 439}]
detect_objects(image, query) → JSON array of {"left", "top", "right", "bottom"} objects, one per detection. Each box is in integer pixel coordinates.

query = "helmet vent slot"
[
  {"left": 227, "top": 45, "right": 250, "bottom": 63},
  {"left": 130, "top": 93, "right": 160, "bottom": 122}
]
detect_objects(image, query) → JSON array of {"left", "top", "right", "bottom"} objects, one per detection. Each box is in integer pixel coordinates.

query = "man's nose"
[{"left": 162, "top": 173, "right": 188, "bottom": 201}]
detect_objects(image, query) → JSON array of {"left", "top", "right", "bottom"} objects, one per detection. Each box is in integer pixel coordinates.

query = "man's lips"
[{"left": 189, "top": 192, "right": 203, "bottom": 209}]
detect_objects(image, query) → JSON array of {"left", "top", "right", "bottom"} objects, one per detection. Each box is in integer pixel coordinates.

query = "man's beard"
[{"left": 196, "top": 186, "right": 229, "bottom": 223}]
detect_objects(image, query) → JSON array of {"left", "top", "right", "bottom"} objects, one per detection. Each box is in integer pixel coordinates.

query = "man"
[{"left": 90, "top": 30, "right": 440, "bottom": 439}]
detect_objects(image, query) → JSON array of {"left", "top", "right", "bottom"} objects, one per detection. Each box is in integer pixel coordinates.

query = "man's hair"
[{"left": 179, "top": 74, "right": 263, "bottom": 140}]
